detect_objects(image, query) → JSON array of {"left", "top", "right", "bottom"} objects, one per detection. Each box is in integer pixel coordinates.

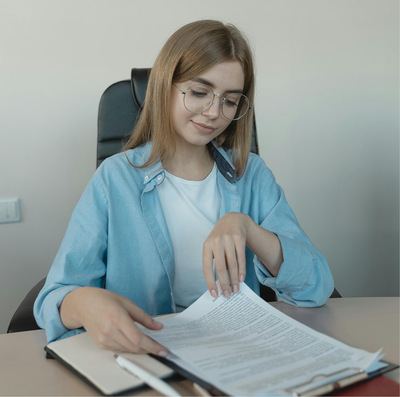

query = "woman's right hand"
[{"left": 59, "top": 287, "right": 168, "bottom": 356}]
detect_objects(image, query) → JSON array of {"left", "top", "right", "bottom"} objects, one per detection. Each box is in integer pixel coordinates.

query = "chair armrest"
[
  {"left": 7, "top": 278, "right": 46, "bottom": 333},
  {"left": 330, "top": 288, "right": 342, "bottom": 298}
]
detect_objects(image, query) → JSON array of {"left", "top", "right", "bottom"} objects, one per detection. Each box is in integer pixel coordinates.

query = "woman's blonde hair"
[{"left": 123, "top": 19, "right": 255, "bottom": 178}]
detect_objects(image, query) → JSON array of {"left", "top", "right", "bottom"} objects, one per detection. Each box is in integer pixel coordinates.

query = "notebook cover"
[{"left": 45, "top": 333, "right": 175, "bottom": 396}]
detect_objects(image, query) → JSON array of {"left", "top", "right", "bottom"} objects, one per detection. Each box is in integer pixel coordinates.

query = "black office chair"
[{"left": 7, "top": 68, "right": 339, "bottom": 333}]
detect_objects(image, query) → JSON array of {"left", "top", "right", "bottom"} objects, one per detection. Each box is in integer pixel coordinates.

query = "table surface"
[{"left": 0, "top": 297, "right": 398, "bottom": 396}]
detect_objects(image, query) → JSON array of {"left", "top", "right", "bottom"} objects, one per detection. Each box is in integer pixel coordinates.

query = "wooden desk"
[{"left": 0, "top": 297, "right": 398, "bottom": 396}]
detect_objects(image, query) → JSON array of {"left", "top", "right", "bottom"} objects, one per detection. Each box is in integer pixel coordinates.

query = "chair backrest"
[
  {"left": 97, "top": 69, "right": 150, "bottom": 167},
  {"left": 97, "top": 68, "right": 259, "bottom": 168}
]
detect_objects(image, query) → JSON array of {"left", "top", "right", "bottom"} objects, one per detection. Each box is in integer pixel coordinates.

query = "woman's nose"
[{"left": 201, "top": 95, "right": 222, "bottom": 119}]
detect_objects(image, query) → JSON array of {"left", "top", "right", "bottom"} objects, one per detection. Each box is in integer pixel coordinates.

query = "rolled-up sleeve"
[
  {"left": 251, "top": 166, "right": 334, "bottom": 307},
  {"left": 34, "top": 171, "right": 109, "bottom": 342}
]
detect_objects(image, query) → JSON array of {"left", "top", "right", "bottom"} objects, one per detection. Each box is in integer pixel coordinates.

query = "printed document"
[{"left": 142, "top": 283, "right": 383, "bottom": 396}]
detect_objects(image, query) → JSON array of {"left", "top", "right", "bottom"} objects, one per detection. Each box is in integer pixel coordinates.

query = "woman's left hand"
[
  {"left": 202, "top": 212, "right": 249, "bottom": 299},
  {"left": 203, "top": 212, "right": 283, "bottom": 299}
]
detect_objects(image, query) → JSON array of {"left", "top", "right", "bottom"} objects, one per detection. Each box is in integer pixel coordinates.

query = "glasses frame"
[{"left": 174, "top": 84, "right": 251, "bottom": 121}]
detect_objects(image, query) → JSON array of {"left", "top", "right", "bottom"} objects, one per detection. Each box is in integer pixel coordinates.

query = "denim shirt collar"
[{"left": 140, "top": 140, "right": 237, "bottom": 186}]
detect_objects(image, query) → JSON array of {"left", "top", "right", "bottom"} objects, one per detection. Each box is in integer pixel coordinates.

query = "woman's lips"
[{"left": 191, "top": 120, "right": 216, "bottom": 133}]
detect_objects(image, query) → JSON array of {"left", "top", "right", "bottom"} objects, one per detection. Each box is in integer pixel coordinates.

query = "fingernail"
[
  {"left": 239, "top": 274, "right": 244, "bottom": 282},
  {"left": 211, "top": 289, "right": 218, "bottom": 298},
  {"left": 233, "top": 284, "right": 239, "bottom": 293},
  {"left": 158, "top": 350, "right": 168, "bottom": 357},
  {"left": 224, "top": 290, "right": 231, "bottom": 298},
  {"left": 152, "top": 319, "right": 163, "bottom": 327}
]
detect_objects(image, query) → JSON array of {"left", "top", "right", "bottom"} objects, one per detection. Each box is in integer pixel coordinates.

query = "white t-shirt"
[{"left": 157, "top": 163, "right": 221, "bottom": 311}]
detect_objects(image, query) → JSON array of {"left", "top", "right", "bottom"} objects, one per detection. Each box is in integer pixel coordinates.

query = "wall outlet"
[{"left": 0, "top": 198, "right": 21, "bottom": 223}]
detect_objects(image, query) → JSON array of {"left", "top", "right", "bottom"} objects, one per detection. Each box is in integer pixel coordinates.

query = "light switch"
[{"left": 0, "top": 198, "right": 21, "bottom": 223}]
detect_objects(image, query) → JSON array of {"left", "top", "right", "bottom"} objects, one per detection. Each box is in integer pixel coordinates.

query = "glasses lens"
[
  {"left": 222, "top": 94, "right": 250, "bottom": 121},
  {"left": 184, "top": 85, "right": 214, "bottom": 114}
]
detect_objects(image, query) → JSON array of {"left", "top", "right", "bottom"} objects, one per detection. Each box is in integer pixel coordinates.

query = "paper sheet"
[{"left": 142, "top": 283, "right": 383, "bottom": 396}]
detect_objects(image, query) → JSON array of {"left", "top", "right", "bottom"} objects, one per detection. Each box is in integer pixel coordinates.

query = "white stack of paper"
[{"left": 142, "top": 282, "right": 385, "bottom": 396}]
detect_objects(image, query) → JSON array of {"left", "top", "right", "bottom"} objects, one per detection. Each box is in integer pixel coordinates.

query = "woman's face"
[{"left": 170, "top": 61, "right": 245, "bottom": 152}]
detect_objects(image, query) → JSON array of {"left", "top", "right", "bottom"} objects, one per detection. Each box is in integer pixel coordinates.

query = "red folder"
[{"left": 333, "top": 375, "right": 400, "bottom": 396}]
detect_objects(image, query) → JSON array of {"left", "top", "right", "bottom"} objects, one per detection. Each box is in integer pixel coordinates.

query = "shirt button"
[
  {"left": 144, "top": 176, "right": 149, "bottom": 181},
  {"left": 157, "top": 175, "right": 162, "bottom": 181}
]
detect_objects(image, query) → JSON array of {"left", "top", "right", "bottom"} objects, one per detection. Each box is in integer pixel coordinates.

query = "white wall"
[{"left": 0, "top": 0, "right": 398, "bottom": 334}]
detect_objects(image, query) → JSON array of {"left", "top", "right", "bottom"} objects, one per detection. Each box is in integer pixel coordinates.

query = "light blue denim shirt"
[{"left": 34, "top": 141, "right": 334, "bottom": 342}]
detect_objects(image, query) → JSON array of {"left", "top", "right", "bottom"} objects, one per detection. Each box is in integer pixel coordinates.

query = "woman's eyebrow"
[{"left": 190, "top": 77, "right": 243, "bottom": 94}]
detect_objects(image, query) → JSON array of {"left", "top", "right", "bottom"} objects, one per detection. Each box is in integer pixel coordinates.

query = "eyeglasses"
[{"left": 175, "top": 84, "right": 251, "bottom": 121}]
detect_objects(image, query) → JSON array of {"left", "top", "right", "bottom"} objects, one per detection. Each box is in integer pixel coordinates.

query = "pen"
[{"left": 114, "top": 354, "right": 181, "bottom": 397}]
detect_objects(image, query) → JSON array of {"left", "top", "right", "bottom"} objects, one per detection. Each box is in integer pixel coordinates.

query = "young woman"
[{"left": 34, "top": 20, "right": 334, "bottom": 357}]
